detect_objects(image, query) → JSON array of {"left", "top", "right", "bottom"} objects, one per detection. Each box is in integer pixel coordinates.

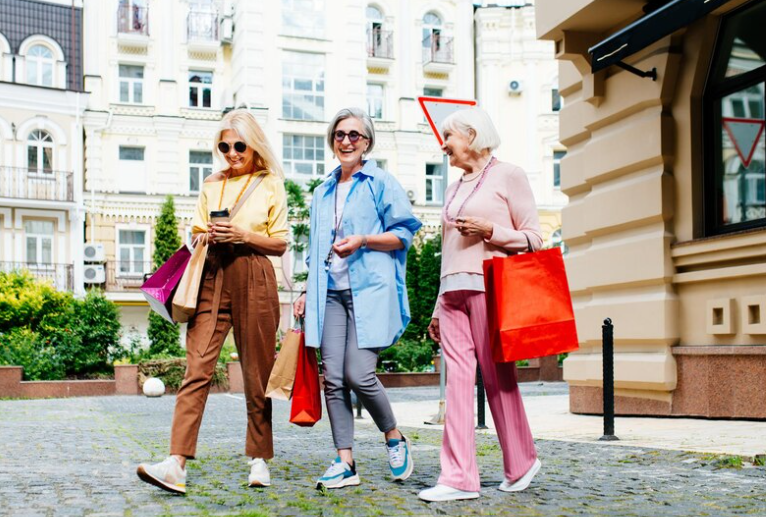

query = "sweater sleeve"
[{"left": 485, "top": 165, "right": 543, "bottom": 252}]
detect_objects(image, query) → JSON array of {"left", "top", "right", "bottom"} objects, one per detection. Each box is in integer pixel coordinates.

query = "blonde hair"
[
  {"left": 214, "top": 109, "right": 284, "bottom": 179},
  {"left": 441, "top": 107, "right": 501, "bottom": 153}
]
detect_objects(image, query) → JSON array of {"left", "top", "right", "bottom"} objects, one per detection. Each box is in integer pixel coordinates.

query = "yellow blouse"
[{"left": 191, "top": 171, "right": 288, "bottom": 241}]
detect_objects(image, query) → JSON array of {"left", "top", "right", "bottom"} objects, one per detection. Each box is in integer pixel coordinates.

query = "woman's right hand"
[
  {"left": 428, "top": 318, "right": 441, "bottom": 344},
  {"left": 293, "top": 293, "right": 306, "bottom": 319}
]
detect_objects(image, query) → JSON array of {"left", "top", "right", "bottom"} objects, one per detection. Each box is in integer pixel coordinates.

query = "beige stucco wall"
[{"left": 536, "top": 0, "right": 766, "bottom": 407}]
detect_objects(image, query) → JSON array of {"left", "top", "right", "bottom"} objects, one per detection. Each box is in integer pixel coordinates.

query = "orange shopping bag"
[{"left": 483, "top": 247, "right": 579, "bottom": 362}]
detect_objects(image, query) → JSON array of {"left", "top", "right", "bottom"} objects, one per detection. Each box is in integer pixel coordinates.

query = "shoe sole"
[
  {"left": 499, "top": 459, "right": 541, "bottom": 492},
  {"left": 248, "top": 480, "right": 271, "bottom": 487},
  {"left": 136, "top": 465, "right": 186, "bottom": 495},
  {"left": 316, "top": 474, "right": 361, "bottom": 490},
  {"left": 419, "top": 492, "right": 480, "bottom": 502},
  {"left": 391, "top": 436, "right": 414, "bottom": 482}
]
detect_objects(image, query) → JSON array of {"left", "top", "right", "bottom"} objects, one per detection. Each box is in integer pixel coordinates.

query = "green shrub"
[
  {"left": 0, "top": 327, "right": 65, "bottom": 380},
  {"left": 378, "top": 338, "right": 434, "bottom": 373},
  {"left": 0, "top": 270, "right": 70, "bottom": 332},
  {"left": 138, "top": 358, "right": 229, "bottom": 392}
]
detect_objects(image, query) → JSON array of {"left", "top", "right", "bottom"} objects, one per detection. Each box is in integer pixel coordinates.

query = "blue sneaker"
[
  {"left": 316, "top": 457, "right": 360, "bottom": 489},
  {"left": 386, "top": 435, "right": 413, "bottom": 481}
]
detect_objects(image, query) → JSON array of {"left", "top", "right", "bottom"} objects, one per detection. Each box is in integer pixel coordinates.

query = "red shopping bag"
[
  {"left": 140, "top": 245, "right": 192, "bottom": 324},
  {"left": 483, "top": 247, "right": 579, "bottom": 362},
  {"left": 289, "top": 333, "right": 322, "bottom": 427}
]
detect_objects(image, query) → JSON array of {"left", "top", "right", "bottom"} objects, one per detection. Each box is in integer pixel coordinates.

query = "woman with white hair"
[
  {"left": 137, "top": 108, "right": 288, "bottom": 494},
  {"left": 294, "top": 107, "right": 422, "bottom": 489},
  {"left": 418, "top": 107, "right": 543, "bottom": 502}
]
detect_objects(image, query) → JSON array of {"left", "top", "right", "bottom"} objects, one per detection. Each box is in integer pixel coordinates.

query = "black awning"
[{"left": 589, "top": 0, "right": 733, "bottom": 74}]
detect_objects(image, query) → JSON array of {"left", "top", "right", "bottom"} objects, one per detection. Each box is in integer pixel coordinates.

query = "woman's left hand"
[
  {"left": 209, "top": 222, "right": 249, "bottom": 244},
  {"left": 455, "top": 216, "right": 493, "bottom": 239},
  {"left": 332, "top": 236, "right": 363, "bottom": 258}
]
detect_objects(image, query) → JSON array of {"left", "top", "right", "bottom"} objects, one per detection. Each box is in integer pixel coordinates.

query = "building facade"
[
  {"left": 536, "top": 0, "right": 765, "bottom": 418},
  {"left": 0, "top": 0, "right": 89, "bottom": 295}
]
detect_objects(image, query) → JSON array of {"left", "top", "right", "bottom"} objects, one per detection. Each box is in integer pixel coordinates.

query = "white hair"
[
  {"left": 441, "top": 107, "right": 501, "bottom": 153},
  {"left": 326, "top": 107, "right": 376, "bottom": 157}
]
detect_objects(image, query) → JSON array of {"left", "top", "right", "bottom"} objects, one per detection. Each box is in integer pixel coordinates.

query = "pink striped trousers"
[{"left": 437, "top": 289, "right": 537, "bottom": 492}]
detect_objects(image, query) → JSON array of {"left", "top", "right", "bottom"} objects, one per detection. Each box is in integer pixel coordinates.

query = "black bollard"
[
  {"left": 476, "top": 365, "right": 488, "bottom": 430},
  {"left": 599, "top": 318, "right": 619, "bottom": 441}
]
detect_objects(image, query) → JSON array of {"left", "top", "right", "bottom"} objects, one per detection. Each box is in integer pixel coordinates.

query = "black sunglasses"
[
  {"left": 218, "top": 141, "right": 247, "bottom": 154},
  {"left": 333, "top": 130, "right": 368, "bottom": 143}
]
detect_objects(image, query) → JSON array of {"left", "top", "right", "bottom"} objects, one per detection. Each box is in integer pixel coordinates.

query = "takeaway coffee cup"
[{"left": 209, "top": 209, "right": 230, "bottom": 224}]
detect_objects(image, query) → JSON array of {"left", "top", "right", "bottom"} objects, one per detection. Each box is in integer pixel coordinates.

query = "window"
[
  {"left": 117, "top": 229, "right": 147, "bottom": 276},
  {"left": 27, "top": 130, "right": 54, "bottom": 173},
  {"left": 550, "top": 228, "right": 568, "bottom": 255},
  {"left": 189, "top": 151, "right": 213, "bottom": 192},
  {"left": 282, "top": 52, "right": 325, "bottom": 121},
  {"left": 119, "top": 146, "right": 145, "bottom": 161},
  {"left": 24, "top": 220, "right": 54, "bottom": 264},
  {"left": 189, "top": 70, "right": 212, "bottom": 108},
  {"left": 283, "top": 134, "right": 325, "bottom": 177},
  {"left": 367, "top": 83, "right": 384, "bottom": 119},
  {"left": 26, "top": 45, "right": 54, "bottom": 87},
  {"left": 552, "top": 88, "right": 561, "bottom": 112},
  {"left": 118, "top": 0, "right": 148, "bottom": 35},
  {"left": 425, "top": 163, "right": 443, "bottom": 203},
  {"left": 119, "top": 64, "right": 144, "bottom": 103},
  {"left": 282, "top": 0, "right": 325, "bottom": 39},
  {"left": 704, "top": 1, "right": 766, "bottom": 235},
  {"left": 424, "top": 87, "right": 443, "bottom": 97},
  {"left": 366, "top": 5, "right": 391, "bottom": 58},
  {"left": 422, "top": 12, "right": 442, "bottom": 50},
  {"left": 553, "top": 150, "right": 566, "bottom": 188}
]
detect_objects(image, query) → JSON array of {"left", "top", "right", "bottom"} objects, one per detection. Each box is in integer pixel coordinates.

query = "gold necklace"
[{"left": 218, "top": 172, "right": 255, "bottom": 211}]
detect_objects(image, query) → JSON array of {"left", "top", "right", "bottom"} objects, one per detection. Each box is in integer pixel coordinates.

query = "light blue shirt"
[{"left": 304, "top": 160, "right": 423, "bottom": 349}]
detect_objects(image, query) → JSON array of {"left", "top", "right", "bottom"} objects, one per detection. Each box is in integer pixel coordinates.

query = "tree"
[
  {"left": 147, "top": 195, "right": 184, "bottom": 357},
  {"left": 284, "top": 178, "right": 323, "bottom": 285}
]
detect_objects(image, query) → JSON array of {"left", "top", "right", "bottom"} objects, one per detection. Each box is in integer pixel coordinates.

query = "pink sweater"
[{"left": 433, "top": 160, "right": 543, "bottom": 318}]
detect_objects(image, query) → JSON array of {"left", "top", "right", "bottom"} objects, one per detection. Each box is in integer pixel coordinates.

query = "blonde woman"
[{"left": 137, "top": 109, "right": 288, "bottom": 494}]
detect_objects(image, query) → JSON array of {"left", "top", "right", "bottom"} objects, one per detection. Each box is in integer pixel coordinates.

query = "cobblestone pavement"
[{"left": 1, "top": 388, "right": 764, "bottom": 517}]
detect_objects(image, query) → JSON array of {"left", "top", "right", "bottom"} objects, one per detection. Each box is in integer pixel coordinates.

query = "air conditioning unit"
[
  {"left": 220, "top": 14, "right": 233, "bottom": 43},
  {"left": 508, "top": 80, "right": 524, "bottom": 95},
  {"left": 84, "top": 264, "right": 106, "bottom": 284},
  {"left": 84, "top": 242, "right": 105, "bottom": 263},
  {"left": 406, "top": 189, "right": 417, "bottom": 203}
]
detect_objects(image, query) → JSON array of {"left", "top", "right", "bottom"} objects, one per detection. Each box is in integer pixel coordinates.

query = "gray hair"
[
  {"left": 441, "top": 107, "right": 501, "bottom": 153},
  {"left": 326, "top": 107, "right": 376, "bottom": 156}
]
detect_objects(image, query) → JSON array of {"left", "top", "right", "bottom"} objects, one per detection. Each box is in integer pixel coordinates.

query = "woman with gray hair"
[
  {"left": 418, "top": 107, "right": 543, "bottom": 502},
  {"left": 294, "top": 107, "right": 422, "bottom": 489}
]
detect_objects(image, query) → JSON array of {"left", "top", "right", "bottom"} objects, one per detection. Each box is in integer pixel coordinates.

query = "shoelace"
[
  {"left": 323, "top": 461, "right": 348, "bottom": 477},
  {"left": 387, "top": 443, "right": 404, "bottom": 467}
]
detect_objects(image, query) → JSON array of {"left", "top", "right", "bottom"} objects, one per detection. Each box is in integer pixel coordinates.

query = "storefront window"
[{"left": 705, "top": 1, "right": 766, "bottom": 235}]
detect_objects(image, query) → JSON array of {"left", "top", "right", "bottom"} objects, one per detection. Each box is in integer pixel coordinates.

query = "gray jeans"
[{"left": 321, "top": 289, "right": 397, "bottom": 450}]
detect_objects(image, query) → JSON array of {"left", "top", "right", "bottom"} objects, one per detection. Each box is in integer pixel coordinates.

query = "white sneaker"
[
  {"left": 499, "top": 458, "right": 541, "bottom": 492},
  {"left": 248, "top": 458, "right": 271, "bottom": 487},
  {"left": 418, "top": 484, "right": 480, "bottom": 502},
  {"left": 136, "top": 456, "right": 186, "bottom": 495}
]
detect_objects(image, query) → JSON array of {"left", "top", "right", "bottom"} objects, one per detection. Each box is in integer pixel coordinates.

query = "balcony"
[
  {"left": 367, "top": 29, "right": 393, "bottom": 70},
  {"left": 0, "top": 167, "right": 73, "bottom": 203},
  {"left": 117, "top": 5, "right": 149, "bottom": 48},
  {"left": 187, "top": 11, "right": 220, "bottom": 53},
  {"left": 422, "top": 35, "right": 455, "bottom": 74},
  {"left": 0, "top": 262, "right": 73, "bottom": 291},
  {"left": 105, "top": 261, "right": 153, "bottom": 292}
]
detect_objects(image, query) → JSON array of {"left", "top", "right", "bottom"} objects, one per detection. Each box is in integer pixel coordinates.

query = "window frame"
[
  {"left": 282, "top": 51, "right": 325, "bottom": 121},
  {"left": 116, "top": 228, "right": 149, "bottom": 277},
  {"left": 24, "top": 219, "right": 54, "bottom": 265},
  {"left": 702, "top": 2, "right": 766, "bottom": 237},
  {"left": 425, "top": 162, "right": 444, "bottom": 204},
  {"left": 119, "top": 64, "right": 145, "bottom": 104},
  {"left": 281, "top": 0, "right": 325, "bottom": 39},
  {"left": 283, "top": 134, "right": 326, "bottom": 178},
  {"left": 26, "top": 44, "right": 55, "bottom": 87},
  {"left": 189, "top": 150, "right": 213, "bottom": 193},
  {"left": 553, "top": 150, "right": 566, "bottom": 189},
  {"left": 27, "top": 129, "right": 54, "bottom": 174},
  {"left": 366, "top": 82, "right": 384, "bottom": 119},
  {"left": 189, "top": 70, "right": 213, "bottom": 108}
]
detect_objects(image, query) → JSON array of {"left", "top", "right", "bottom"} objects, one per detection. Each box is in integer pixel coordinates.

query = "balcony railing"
[
  {"left": 367, "top": 29, "right": 393, "bottom": 59},
  {"left": 0, "top": 167, "right": 73, "bottom": 202},
  {"left": 188, "top": 11, "right": 219, "bottom": 41},
  {"left": 422, "top": 34, "right": 454, "bottom": 65},
  {"left": 118, "top": 5, "right": 149, "bottom": 36},
  {"left": 0, "top": 262, "right": 73, "bottom": 291},
  {"left": 105, "top": 261, "right": 153, "bottom": 292}
]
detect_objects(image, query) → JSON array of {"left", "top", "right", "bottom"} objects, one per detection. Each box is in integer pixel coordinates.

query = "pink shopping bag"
[{"left": 140, "top": 245, "right": 192, "bottom": 324}]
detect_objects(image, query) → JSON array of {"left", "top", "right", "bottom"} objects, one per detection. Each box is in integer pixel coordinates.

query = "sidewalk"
[{"left": 386, "top": 384, "right": 766, "bottom": 459}]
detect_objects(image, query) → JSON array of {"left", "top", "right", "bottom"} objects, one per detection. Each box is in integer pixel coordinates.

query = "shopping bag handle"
[
  {"left": 523, "top": 232, "right": 533, "bottom": 253},
  {"left": 292, "top": 316, "right": 305, "bottom": 332}
]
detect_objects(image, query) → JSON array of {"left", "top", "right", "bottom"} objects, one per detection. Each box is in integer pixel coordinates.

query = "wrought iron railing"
[
  {"left": 367, "top": 29, "right": 393, "bottom": 59},
  {"left": 422, "top": 34, "right": 454, "bottom": 65},
  {"left": 117, "top": 5, "right": 149, "bottom": 36},
  {"left": 105, "top": 261, "right": 153, "bottom": 291},
  {"left": 0, "top": 262, "right": 73, "bottom": 291},
  {"left": 0, "top": 167, "right": 73, "bottom": 202},
  {"left": 188, "top": 11, "right": 219, "bottom": 41}
]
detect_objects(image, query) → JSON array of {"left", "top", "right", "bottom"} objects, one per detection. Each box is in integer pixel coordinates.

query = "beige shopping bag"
[
  {"left": 265, "top": 328, "right": 303, "bottom": 400},
  {"left": 171, "top": 240, "right": 208, "bottom": 323}
]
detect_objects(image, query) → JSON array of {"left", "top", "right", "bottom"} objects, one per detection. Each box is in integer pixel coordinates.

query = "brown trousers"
[{"left": 170, "top": 247, "right": 279, "bottom": 459}]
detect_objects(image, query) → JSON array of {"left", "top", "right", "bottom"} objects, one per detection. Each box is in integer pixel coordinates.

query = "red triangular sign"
[
  {"left": 418, "top": 97, "right": 477, "bottom": 146},
  {"left": 722, "top": 117, "right": 765, "bottom": 168}
]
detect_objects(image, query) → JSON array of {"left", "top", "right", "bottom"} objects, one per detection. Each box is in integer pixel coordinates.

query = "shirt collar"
[{"left": 324, "top": 160, "right": 378, "bottom": 195}]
